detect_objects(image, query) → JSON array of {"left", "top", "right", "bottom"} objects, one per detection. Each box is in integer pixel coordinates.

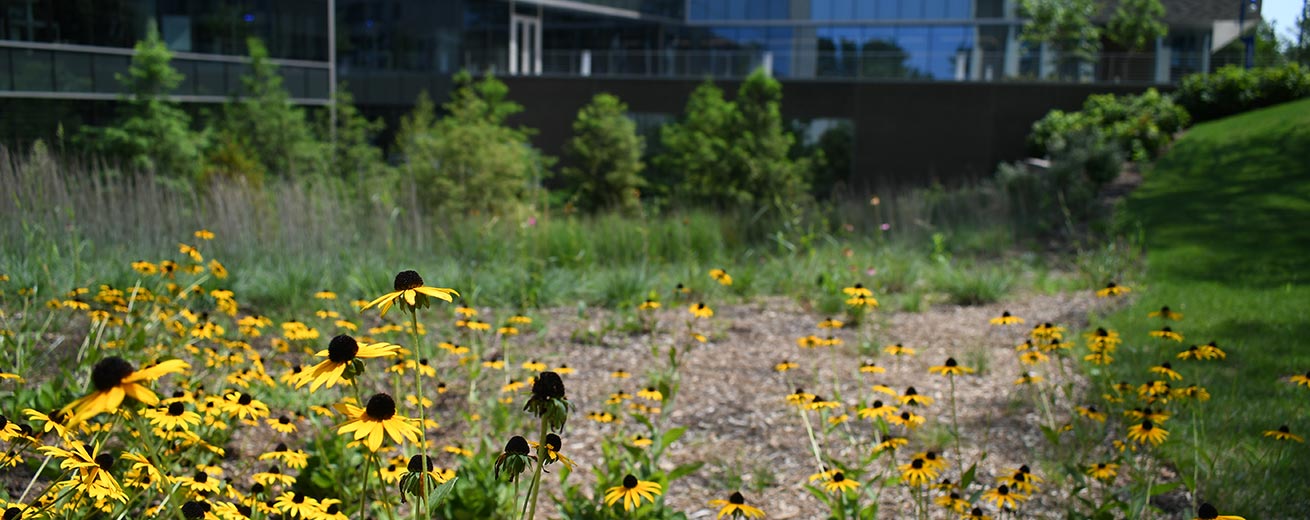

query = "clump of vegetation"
[
  {"left": 561, "top": 93, "right": 647, "bottom": 215},
  {"left": 1175, "top": 63, "right": 1310, "bottom": 123},
  {"left": 1028, "top": 89, "right": 1189, "bottom": 161}
]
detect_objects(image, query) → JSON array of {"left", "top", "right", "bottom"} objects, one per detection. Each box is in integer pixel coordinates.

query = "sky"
[{"left": 1265, "top": 0, "right": 1306, "bottom": 42}]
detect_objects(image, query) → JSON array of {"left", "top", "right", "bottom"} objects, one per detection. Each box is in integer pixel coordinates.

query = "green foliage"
[
  {"left": 656, "top": 70, "right": 811, "bottom": 212},
  {"left": 1018, "top": 0, "right": 1102, "bottom": 67},
  {"left": 1001, "top": 128, "right": 1124, "bottom": 237},
  {"left": 321, "top": 86, "right": 391, "bottom": 183},
  {"left": 1028, "top": 89, "right": 1188, "bottom": 161},
  {"left": 1175, "top": 63, "right": 1310, "bottom": 123},
  {"left": 562, "top": 93, "right": 647, "bottom": 214},
  {"left": 396, "top": 72, "right": 551, "bottom": 215},
  {"left": 1106, "top": 0, "right": 1167, "bottom": 52},
  {"left": 76, "top": 22, "right": 204, "bottom": 179},
  {"left": 218, "top": 38, "right": 328, "bottom": 178}
]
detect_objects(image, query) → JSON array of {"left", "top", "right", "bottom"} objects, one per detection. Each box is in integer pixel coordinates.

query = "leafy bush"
[
  {"left": 1029, "top": 89, "right": 1188, "bottom": 161},
  {"left": 562, "top": 93, "right": 647, "bottom": 214},
  {"left": 217, "top": 38, "right": 328, "bottom": 178},
  {"left": 396, "top": 72, "right": 552, "bottom": 216},
  {"left": 1176, "top": 64, "right": 1310, "bottom": 123},
  {"left": 1003, "top": 128, "right": 1124, "bottom": 237}
]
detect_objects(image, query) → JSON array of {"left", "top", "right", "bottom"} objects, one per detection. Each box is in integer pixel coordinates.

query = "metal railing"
[{"left": 465, "top": 47, "right": 1276, "bottom": 84}]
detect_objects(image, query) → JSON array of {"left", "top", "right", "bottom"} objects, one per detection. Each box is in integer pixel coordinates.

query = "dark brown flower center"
[
  {"left": 505, "top": 436, "right": 530, "bottom": 455},
  {"left": 327, "top": 335, "right": 360, "bottom": 363},
  {"left": 545, "top": 433, "right": 562, "bottom": 451},
  {"left": 623, "top": 474, "right": 638, "bottom": 488},
  {"left": 729, "top": 491, "right": 745, "bottom": 504},
  {"left": 393, "top": 270, "right": 424, "bottom": 291},
  {"left": 832, "top": 472, "right": 846, "bottom": 482},
  {"left": 168, "top": 402, "right": 185, "bottom": 416},
  {"left": 532, "top": 372, "right": 566, "bottom": 400},
  {"left": 997, "top": 484, "right": 1009, "bottom": 495},
  {"left": 945, "top": 358, "right": 957, "bottom": 367},
  {"left": 365, "top": 394, "right": 396, "bottom": 420},
  {"left": 911, "top": 459, "right": 924, "bottom": 469},
  {"left": 95, "top": 453, "right": 115, "bottom": 471},
  {"left": 91, "top": 357, "right": 135, "bottom": 391},
  {"left": 1197, "top": 503, "right": 1218, "bottom": 519},
  {"left": 408, "top": 454, "right": 434, "bottom": 472},
  {"left": 238, "top": 394, "right": 253, "bottom": 406}
]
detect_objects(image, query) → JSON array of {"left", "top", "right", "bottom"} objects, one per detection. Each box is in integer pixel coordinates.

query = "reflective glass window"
[
  {"left": 690, "top": 0, "right": 709, "bottom": 20},
  {"left": 930, "top": 26, "right": 972, "bottom": 79},
  {"left": 12, "top": 49, "right": 54, "bottom": 91},
  {"left": 876, "top": 0, "right": 898, "bottom": 19},
  {"left": 0, "top": 49, "right": 11, "bottom": 91},
  {"left": 900, "top": 0, "right": 924, "bottom": 19},
  {"left": 946, "top": 0, "right": 972, "bottom": 18},
  {"left": 896, "top": 27, "right": 930, "bottom": 77}
]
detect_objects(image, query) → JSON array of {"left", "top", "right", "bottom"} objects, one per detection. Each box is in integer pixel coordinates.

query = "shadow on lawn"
[{"left": 1126, "top": 107, "right": 1310, "bottom": 289}]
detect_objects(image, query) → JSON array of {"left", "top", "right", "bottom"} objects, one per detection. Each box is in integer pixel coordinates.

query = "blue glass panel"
[
  {"left": 896, "top": 27, "right": 931, "bottom": 77},
  {"left": 930, "top": 26, "right": 972, "bottom": 79},
  {"left": 831, "top": 0, "right": 854, "bottom": 19},
  {"left": 769, "top": 0, "right": 790, "bottom": 19},
  {"left": 690, "top": 0, "right": 709, "bottom": 20},
  {"left": 729, "top": 0, "right": 749, "bottom": 20},
  {"left": 707, "top": 1, "right": 728, "bottom": 20},
  {"left": 856, "top": 1, "right": 877, "bottom": 18},
  {"left": 876, "top": 0, "right": 898, "bottom": 19},
  {"left": 946, "top": 0, "right": 972, "bottom": 18},
  {"left": 900, "top": 0, "right": 924, "bottom": 19},
  {"left": 767, "top": 27, "right": 792, "bottom": 76},
  {"left": 812, "top": 0, "right": 832, "bottom": 20},
  {"left": 925, "top": 0, "right": 948, "bottom": 19}
]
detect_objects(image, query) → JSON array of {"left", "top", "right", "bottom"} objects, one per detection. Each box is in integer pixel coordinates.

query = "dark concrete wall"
[{"left": 501, "top": 76, "right": 1158, "bottom": 190}]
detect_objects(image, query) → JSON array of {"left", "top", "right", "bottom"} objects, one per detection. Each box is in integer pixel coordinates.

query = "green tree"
[
  {"left": 731, "top": 69, "right": 811, "bottom": 208},
  {"left": 78, "top": 21, "right": 204, "bottom": 178},
  {"left": 218, "top": 38, "right": 327, "bottom": 178},
  {"left": 1018, "top": 0, "right": 1103, "bottom": 75},
  {"left": 1107, "top": 0, "right": 1166, "bottom": 79},
  {"left": 655, "top": 80, "right": 738, "bottom": 207},
  {"left": 561, "top": 93, "right": 646, "bottom": 214},
  {"left": 321, "top": 86, "right": 390, "bottom": 184},
  {"left": 396, "top": 72, "right": 550, "bottom": 215}
]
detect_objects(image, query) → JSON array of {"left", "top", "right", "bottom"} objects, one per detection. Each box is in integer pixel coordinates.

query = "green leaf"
[
  {"left": 660, "top": 426, "right": 687, "bottom": 448},
  {"left": 667, "top": 461, "right": 704, "bottom": 482},
  {"left": 1148, "top": 481, "right": 1181, "bottom": 496}
]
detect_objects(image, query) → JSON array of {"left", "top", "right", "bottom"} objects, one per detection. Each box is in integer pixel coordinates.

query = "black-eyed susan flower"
[
  {"left": 588, "top": 411, "right": 616, "bottom": 423},
  {"left": 38, "top": 441, "right": 126, "bottom": 502},
  {"left": 1263, "top": 425, "right": 1304, "bottom": 443},
  {"left": 1290, "top": 371, "right": 1310, "bottom": 388},
  {"left": 898, "top": 387, "right": 933, "bottom": 407},
  {"left": 1194, "top": 503, "right": 1245, "bottom": 520},
  {"left": 843, "top": 283, "right": 873, "bottom": 297},
  {"left": 335, "top": 393, "right": 420, "bottom": 452},
  {"left": 605, "top": 474, "right": 663, "bottom": 511},
  {"left": 675, "top": 283, "right": 692, "bottom": 295},
  {"left": 222, "top": 391, "right": 271, "bottom": 421},
  {"left": 1149, "top": 362, "right": 1182, "bottom": 381},
  {"left": 929, "top": 357, "right": 975, "bottom": 376},
  {"left": 964, "top": 506, "right": 993, "bottom": 519},
  {"left": 708, "top": 491, "right": 765, "bottom": 519},
  {"left": 1020, "top": 350, "right": 1050, "bottom": 366},
  {"left": 144, "top": 402, "right": 201, "bottom": 431},
  {"left": 821, "top": 471, "right": 859, "bottom": 494},
  {"left": 1095, "top": 282, "right": 1130, "bottom": 297},
  {"left": 935, "top": 491, "right": 970, "bottom": 513},
  {"left": 494, "top": 436, "right": 534, "bottom": 482},
  {"left": 858, "top": 400, "right": 897, "bottom": 421},
  {"left": 267, "top": 416, "right": 297, "bottom": 434},
  {"left": 529, "top": 433, "right": 577, "bottom": 469},
  {"left": 638, "top": 299, "right": 660, "bottom": 311},
  {"left": 709, "top": 269, "right": 732, "bottom": 286},
  {"left": 858, "top": 361, "right": 885, "bottom": 374},
  {"left": 786, "top": 388, "right": 816, "bottom": 407},
  {"left": 796, "top": 335, "right": 823, "bottom": 348},
  {"left": 1149, "top": 326, "right": 1183, "bottom": 342},
  {"left": 637, "top": 386, "right": 664, "bottom": 402},
  {"left": 63, "top": 357, "right": 189, "bottom": 425},
  {"left": 1148, "top": 306, "right": 1182, "bottom": 320},
  {"left": 611, "top": 369, "right": 632, "bottom": 379},
  {"left": 297, "top": 335, "right": 400, "bottom": 391},
  {"left": 258, "top": 443, "right": 309, "bottom": 469},
  {"left": 399, "top": 453, "right": 452, "bottom": 500},
  {"left": 874, "top": 435, "right": 909, "bottom": 454},
  {"left": 846, "top": 294, "right": 879, "bottom": 309},
  {"left": 1076, "top": 405, "right": 1106, "bottom": 422},
  {"left": 807, "top": 396, "right": 842, "bottom": 411},
  {"left": 689, "top": 302, "right": 713, "bottom": 318},
  {"left": 1086, "top": 462, "right": 1118, "bottom": 481},
  {"left": 1013, "top": 372, "right": 1044, "bottom": 386},
  {"left": 888, "top": 410, "right": 925, "bottom": 429},
  {"left": 1127, "top": 420, "right": 1168, "bottom": 446},
  {"left": 1000, "top": 465, "right": 1042, "bottom": 494},
  {"left": 884, "top": 343, "right": 915, "bottom": 356},
  {"left": 990, "top": 311, "right": 1024, "bottom": 325},
  {"left": 898, "top": 458, "right": 938, "bottom": 486},
  {"left": 818, "top": 317, "right": 843, "bottom": 329},
  {"left": 981, "top": 483, "right": 1023, "bottom": 510},
  {"left": 274, "top": 492, "right": 319, "bottom": 518},
  {"left": 774, "top": 360, "right": 798, "bottom": 372},
  {"left": 521, "top": 359, "right": 547, "bottom": 372},
  {"left": 362, "top": 270, "right": 458, "bottom": 316},
  {"left": 524, "top": 371, "right": 572, "bottom": 431}
]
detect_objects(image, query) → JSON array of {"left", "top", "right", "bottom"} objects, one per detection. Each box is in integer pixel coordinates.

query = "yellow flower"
[
  {"left": 37, "top": 441, "right": 127, "bottom": 502},
  {"left": 1127, "top": 420, "right": 1169, "bottom": 446},
  {"left": 846, "top": 294, "right": 879, "bottom": 309},
  {"left": 144, "top": 402, "right": 201, "bottom": 431},
  {"left": 873, "top": 435, "right": 908, "bottom": 453},
  {"left": 884, "top": 343, "right": 915, "bottom": 356},
  {"left": 604, "top": 475, "right": 663, "bottom": 511},
  {"left": 1095, "top": 282, "right": 1130, "bottom": 297},
  {"left": 822, "top": 471, "right": 860, "bottom": 494},
  {"left": 709, "top": 269, "right": 733, "bottom": 286},
  {"left": 208, "top": 259, "right": 228, "bottom": 279},
  {"left": 521, "top": 359, "right": 547, "bottom": 372},
  {"left": 818, "top": 317, "right": 843, "bottom": 329},
  {"left": 843, "top": 283, "right": 873, "bottom": 297},
  {"left": 898, "top": 458, "right": 939, "bottom": 486},
  {"left": 1149, "top": 326, "right": 1183, "bottom": 342},
  {"left": 858, "top": 361, "right": 885, "bottom": 374},
  {"left": 1086, "top": 462, "right": 1119, "bottom": 481},
  {"left": 297, "top": 335, "right": 401, "bottom": 391},
  {"left": 638, "top": 299, "right": 661, "bottom": 311},
  {"left": 1263, "top": 425, "right": 1304, "bottom": 443},
  {"left": 193, "top": 229, "right": 215, "bottom": 240},
  {"left": 708, "top": 491, "right": 765, "bottom": 519},
  {"left": 689, "top": 302, "right": 714, "bottom": 318},
  {"left": 1148, "top": 305, "right": 1182, "bottom": 320},
  {"left": 1149, "top": 362, "right": 1183, "bottom": 381},
  {"left": 857, "top": 400, "right": 897, "bottom": 421},
  {"left": 362, "top": 270, "right": 458, "bottom": 316},
  {"left": 981, "top": 484, "right": 1024, "bottom": 510},
  {"left": 774, "top": 360, "right": 798, "bottom": 372},
  {"left": 335, "top": 394, "right": 421, "bottom": 452},
  {"left": 274, "top": 492, "right": 320, "bottom": 518},
  {"left": 62, "top": 357, "right": 189, "bottom": 425},
  {"left": 989, "top": 310, "right": 1024, "bottom": 325},
  {"left": 1013, "top": 372, "right": 1044, "bottom": 385},
  {"left": 1292, "top": 371, "right": 1310, "bottom": 388},
  {"left": 935, "top": 491, "right": 970, "bottom": 513},
  {"left": 1076, "top": 405, "right": 1106, "bottom": 422},
  {"left": 897, "top": 387, "right": 933, "bottom": 406},
  {"left": 637, "top": 387, "right": 664, "bottom": 402},
  {"left": 928, "top": 357, "right": 975, "bottom": 376}
]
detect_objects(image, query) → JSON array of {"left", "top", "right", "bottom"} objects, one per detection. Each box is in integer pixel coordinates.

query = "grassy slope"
[{"left": 1106, "top": 98, "right": 1310, "bottom": 517}]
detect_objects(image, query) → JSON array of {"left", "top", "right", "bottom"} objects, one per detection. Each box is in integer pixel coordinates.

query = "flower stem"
[
  {"left": 409, "top": 308, "right": 430, "bottom": 518},
  {"left": 523, "top": 417, "right": 549, "bottom": 520},
  {"left": 798, "top": 408, "right": 826, "bottom": 474},
  {"left": 948, "top": 375, "right": 964, "bottom": 481}
]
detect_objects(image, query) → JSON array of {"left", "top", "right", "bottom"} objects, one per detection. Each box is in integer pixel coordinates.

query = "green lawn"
[{"left": 1101, "top": 98, "right": 1310, "bottom": 517}]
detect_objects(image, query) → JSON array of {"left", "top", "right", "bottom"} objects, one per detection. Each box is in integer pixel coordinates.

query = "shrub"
[
  {"left": 1003, "top": 128, "right": 1124, "bottom": 237},
  {"left": 562, "top": 93, "right": 647, "bottom": 214},
  {"left": 1176, "top": 64, "right": 1310, "bottom": 122},
  {"left": 217, "top": 38, "right": 328, "bottom": 178},
  {"left": 396, "top": 72, "right": 552, "bottom": 216},
  {"left": 1029, "top": 89, "right": 1187, "bottom": 161}
]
